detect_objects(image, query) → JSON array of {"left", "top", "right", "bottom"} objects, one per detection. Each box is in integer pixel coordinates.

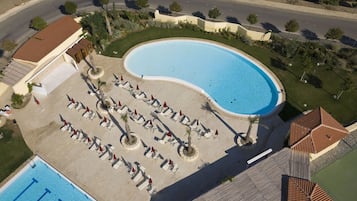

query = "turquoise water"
[
  {"left": 0, "top": 156, "right": 94, "bottom": 201},
  {"left": 124, "top": 39, "right": 280, "bottom": 115}
]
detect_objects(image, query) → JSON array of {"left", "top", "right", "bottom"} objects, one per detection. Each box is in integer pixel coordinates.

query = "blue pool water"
[
  {"left": 0, "top": 156, "right": 94, "bottom": 201},
  {"left": 124, "top": 39, "right": 281, "bottom": 115}
]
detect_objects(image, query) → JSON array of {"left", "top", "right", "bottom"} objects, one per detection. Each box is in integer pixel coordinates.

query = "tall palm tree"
[
  {"left": 185, "top": 127, "right": 193, "bottom": 154},
  {"left": 245, "top": 116, "right": 259, "bottom": 143},
  {"left": 89, "top": 54, "right": 98, "bottom": 73},
  {"left": 121, "top": 114, "right": 135, "bottom": 144}
]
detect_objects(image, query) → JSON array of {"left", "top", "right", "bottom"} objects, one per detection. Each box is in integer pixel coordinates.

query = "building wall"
[
  {"left": 11, "top": 28, "right": 83, "bottom": 95},
  {"left": 154, "top": 10, "right": 271, "bottom": 41},
  {"left": 310, "top": 141, "right": 340, "bottom": 161}
]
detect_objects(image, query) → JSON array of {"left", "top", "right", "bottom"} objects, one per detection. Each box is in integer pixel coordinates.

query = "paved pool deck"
[{"left": 9, "top": 52, "right": 289, "bottom": 201}]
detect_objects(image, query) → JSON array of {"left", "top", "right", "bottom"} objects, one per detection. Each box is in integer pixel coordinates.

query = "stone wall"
[{"left": 154, "top": 10, "right": 271, "bottom": 41}]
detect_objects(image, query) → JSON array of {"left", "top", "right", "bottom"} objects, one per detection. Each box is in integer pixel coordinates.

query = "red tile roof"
[
  {"left": 13, "top": 16, "right": 81, "bottom": 63},
  {"left": 287, "top": 177, "right": 332, "bottom": 201},
  {"left": 289, "top": 107, "right": 348, "bottom": 153}
]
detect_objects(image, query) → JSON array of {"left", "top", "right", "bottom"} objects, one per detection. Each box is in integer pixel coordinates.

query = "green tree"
[
  {"left": 247, "top": 14, "right": 258, "bottom": 24},
  {"left": 121, "top": 114, "right": 136, "bottom": 145},
  {"left": 63, "top": 1, "right": 77, "bottom": 15},
  {"left": 208, "top": 7, "right": 221, "bottom": 19},
  {"left": 335, "top": 77, "right": 353, "bottom": 100},
  {"left": 325, "top": 28, "right": 344, "bottom": 40},
  {"left": 285, "top": 19, "right": 299, "bottom": 32},
  {"left": 135, "top": 0, "right": 149, "bottom": 9},
  {"left": 1, "top": 39, "right": 17, "bottom": 52},
  {"left": 169, "top": 1, "right": 182, "bottom": 12},
  {"left": 30, "top": 16, "right": 47, "bottom": 31}
]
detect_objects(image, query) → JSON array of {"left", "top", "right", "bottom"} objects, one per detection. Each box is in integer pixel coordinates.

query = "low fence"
[{"left": 153, "top": 10, "right": 271, "bottom": 41}]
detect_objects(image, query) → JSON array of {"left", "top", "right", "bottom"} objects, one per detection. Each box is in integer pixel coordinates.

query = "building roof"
[
  {"left": 287, "top": 177, "right": 332, "bottom": 201},
  {"left": 195, "top": 148, "right": 310, "bottom": 201},
  {"left": 13, "top": 16, "right": 81, "bottom": 63},
  {"left": 289, "top": 107, "right": 348, "bottom": 153},
  {"left": 1, "top": 60, "right": 34, "bottom": 86}
]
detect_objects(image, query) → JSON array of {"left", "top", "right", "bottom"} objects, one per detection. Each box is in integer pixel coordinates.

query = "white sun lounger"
[
  {"left": 100, "top": 150, "right": 110, "bottom": 160},
  {"left": 189, "top": 119, "right": 199, "bottom": 130},
  {"left": 82, "top": 110, "right": 90, "bottom": 118},
  {"left": 89, "top": 111, "right": 96, "bottom": 120},
  {"left": 137, "top": 176, "right": 150, "bottom": 191},
  {"left": 134, "top": 91, "right": 147, "bottom": 100},
  {"left": 119, "top": 81, "right": 133, "bottom": 90},
  {"left": 151, "top": 99, "right": 161, "bottom": 108},
  {"left": 112, "top": 159, "right": 123, "bottom": 169},
  {"left": 143, "top": 120, "right": 154, "bottom": 129},
  {"left": 171, "top": 163, "right": 179, "bottom": 173},
  {"left": 171, "top": 112, "right": 180, "bottom": 121},
  {"left": 161, "top": 107, "right": 173, "bottom": 116},
  {"left": 144, "top": 147, "right": 159, "bottom": 159},
  {"left": 134, "top": 115, "right": 145, "bottom": 124},
  {"left": 145, "top": 99, "right": 154, "bottom": 105},
  {"left": 116, "top": 105, "right": 130, "bottom": 114},
  {"left": 60, "top": 123, "right": 71, "bottom": 131},
  {"left": 147, "top": 185, "right": 156, "bottom": 195},
  {"left": 75, "top": 102, "right": 83, "bottom": 111},
  {"left": 180, "top": 115, "right": 190, "bottom": 125},
  {"left": 202, "top": 129, "right": 214, "bottom": 138},
  {"left": 161, "top": 160, "right": 170, "bottom": 171},
  {"left": 132, "top": 170, "right": 143, "bottom": 183},
  {"left": 67, "top": 102, "right": 75, "bottom": 109}
]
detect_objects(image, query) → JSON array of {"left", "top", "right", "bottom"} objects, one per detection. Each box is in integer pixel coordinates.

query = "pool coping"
[
  {"left": 122, "top": 37, "right": 286, "bottom": 119},
  {"left": 0, "top": 155, "right": 96, "bottom": 201}
]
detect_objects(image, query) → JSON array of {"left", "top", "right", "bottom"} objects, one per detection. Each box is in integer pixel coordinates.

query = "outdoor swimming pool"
[
  {"left": 0, "top": 156, "right": 94, "bottom": 201},
  {"left": 124, "top": 39, "right": 282, "bottom": 115}
]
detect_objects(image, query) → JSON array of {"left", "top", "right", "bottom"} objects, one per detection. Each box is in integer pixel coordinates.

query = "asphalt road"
[{"left": 0, "top": 0, "right": 356, "bottom": 45}]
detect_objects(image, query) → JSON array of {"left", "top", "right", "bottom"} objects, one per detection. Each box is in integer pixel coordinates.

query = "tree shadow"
[
  {"left": 108, "top": 113, "right": 125, "bottom": 134},
  {"left": 340, "top": 35, "right": 357, "bottom": 48},
  {"left": 92, "top": 0, "right": 102, "bottom": 7},
  {"left": 157, "top": 5, "right": 171, "bottom": 15},
  {"left": 270, "top": 57, "right": 287, "bottom": 71},
  {"left": 124, "top": 0, "right": 139, "bottom": 9},
  {"left": 201, "top": 102, "right": 239, "bottom": 136},
  {"left": 301, "top": 29, "right": 318, "bottom": 40},
  {"left": 192, "top": 11, "right": 206, "bottom": 20},
  {"left": 58, "top": 5, "right": 66, "bottom": 14},
  {"left": 278, "top": 101, "right": 302, "bottom": 122},
  {"left": 261, "top": 22, "right": 280, "bottom": 33},
  {"left": 226, "top": 16, "right": 240, "bottom": 24},
  {"left": 0, "top": 49, "right": 3, "bottom": 57},
  {"left": 307, "top": 73, "right": 322, "bottom": 88}
]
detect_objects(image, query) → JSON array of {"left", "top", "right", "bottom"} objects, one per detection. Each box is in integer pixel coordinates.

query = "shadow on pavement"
[
  {"left": 192, "top": 11, "right": 206, "bottom": 20},
  {"left": 301, "top": 29, "right": 318, "bottom": 40},
  {"left": 340, "top": 35, "right": 357, "bottom": 48},
  {"left": 226, "top": 16, "right": 240, "bottom": 24},
  {"left": 261, "top": 22, "right": 280, "bottom": 33}
]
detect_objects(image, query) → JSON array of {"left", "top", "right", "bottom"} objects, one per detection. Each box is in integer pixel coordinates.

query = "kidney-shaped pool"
[{"left": 124, "top": 39, "right": 283, "bottom": 116}]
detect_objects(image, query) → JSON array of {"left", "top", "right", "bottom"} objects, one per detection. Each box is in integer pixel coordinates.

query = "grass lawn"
[
  {"left": 103, "top": 27, "right": 357, "bottom": 125},
  {"left": 0, "top": 120, "right": 33, "bottom": 182},
  {"left": 312, "top": 149, "right": 357, "bottom": 201}
]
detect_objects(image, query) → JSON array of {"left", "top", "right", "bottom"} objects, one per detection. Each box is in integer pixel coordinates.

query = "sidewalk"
[
  {"left": 232, "top": 0, "right": 357, "bottom": 20},
  {"left": 0, "top": 0, "right": 43, "bottom": 23}
]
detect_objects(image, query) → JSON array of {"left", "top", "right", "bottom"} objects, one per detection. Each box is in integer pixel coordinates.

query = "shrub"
[
  {"left": 135, "top": 0, "right": 149, "bottom": 9},
  {"left": 169, "top": 1, "right": 182, "bottom": 12},
  {"left": 1, "top": 39, "right": 17, "bottom": 52},
  {"left": 325, "top": 28, "right": 344, "bottom": 40},
  {"left": 285, "top": 19, "right": 299, "bottom": 32},
  {"left": 63, "top": 1, "right": 77, "bottom": 15},
  {"left": 11, "top": 93, "right": 24, "bottom": 107},
  {"left": 247, "top": 14, "right": 258, "bottom": 24},
  {"left": 208, "top": 7, "right": 221, "bottom": 19},
  {"left": 30, "top": 16, "right": 47, "bottom": 31}
]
